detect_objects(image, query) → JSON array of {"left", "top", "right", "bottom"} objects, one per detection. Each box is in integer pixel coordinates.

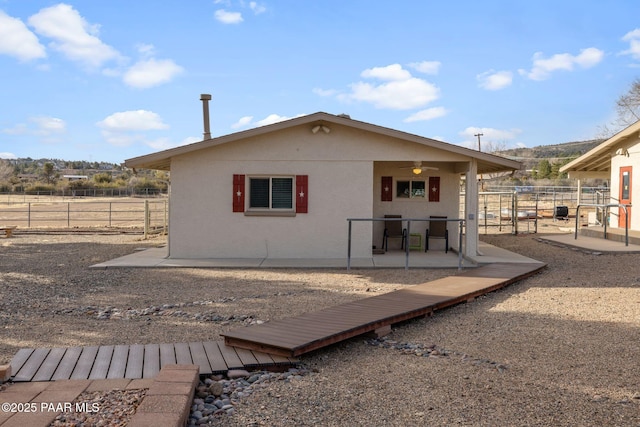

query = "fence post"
[
  {"left": 109, "top": 202, "right": 112, "bottom": 227},
  {"left": 164, "top": 200, "right": 168, "bottom": 235},
  {"left": 28, "top": 202, "right": 31, "bottom": 227},
  {"left": 144, "top": 200, "right": 150, "bottom": 239},
  {"left": 512, "top": 192, "right": 518, "bottom": 235},
  {"left": 67, "top": 203, "right": 70, "bottom": 227}
]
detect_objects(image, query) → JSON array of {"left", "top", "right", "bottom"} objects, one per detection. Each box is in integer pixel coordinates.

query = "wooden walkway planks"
[
  {"left": 10, "top": 262, "right": 544, "bottom": 382},
  {"left": 222, "top": 262, "right": 546, "bottom": 357},
  {"left": 10, "top": 341, "right": 299, "bottom": 383}
]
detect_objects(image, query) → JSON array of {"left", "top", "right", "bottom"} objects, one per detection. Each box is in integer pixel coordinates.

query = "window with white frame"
[
  {"left": 396, "top": 180, "right": 425, "bottom": 198},
  {"left": 249, "top": 176, "right": 294, "bottom": 210}
]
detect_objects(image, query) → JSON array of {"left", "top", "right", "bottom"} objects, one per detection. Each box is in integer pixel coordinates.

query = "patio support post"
[
  {"left": 576, "top": 179, "right": 582, "bottom": 206},
  {"left": 464, "top": 160, "right": 479, "bottom": 256},
  {"left": 347, "top": 219, "right": 352, "bottom": 271},
  {"left": 458, "top": 220, "right": 463, "bottom": 270},
  {"left": 405, "top": 220, "right": 410, "bottom": 270}
]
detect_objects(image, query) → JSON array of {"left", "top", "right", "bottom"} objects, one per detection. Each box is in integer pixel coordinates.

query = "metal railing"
[
  {"left": 574, "top": 204, "right": 631, "bottom": 246},
  {"left": 347, "top": 217, "right": 465, "bottom": 270}
]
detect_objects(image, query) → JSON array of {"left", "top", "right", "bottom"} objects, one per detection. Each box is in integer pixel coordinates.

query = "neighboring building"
[
  {"left": 561, "top": 120, "right": 640, "bottom": 232},
  {"left": 125, "top": 103, "right": 520, "bottom": 261},
  {"left": 62, "top": 175, "right": 89, "bottom": 181}
]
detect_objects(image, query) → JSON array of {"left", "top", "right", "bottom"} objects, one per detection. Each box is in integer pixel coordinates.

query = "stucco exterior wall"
[
  {"left": 167, "top": 122, "right": 476, "bottom": 259},
  {"left": 610, "top": 139, "right": 640, "bottom": 230},
  {"left": 372, "top": 162, "right": 462, "bottom": 251}
]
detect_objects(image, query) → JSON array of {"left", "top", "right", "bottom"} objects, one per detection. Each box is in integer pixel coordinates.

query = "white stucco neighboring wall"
[{"left": 610, "top": 139, "right": 640, "bottom": 230}]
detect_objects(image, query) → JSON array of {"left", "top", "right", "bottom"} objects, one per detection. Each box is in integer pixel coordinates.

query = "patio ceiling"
[{"left": 561, "top": 120, "right": 640, "bottom": 177}]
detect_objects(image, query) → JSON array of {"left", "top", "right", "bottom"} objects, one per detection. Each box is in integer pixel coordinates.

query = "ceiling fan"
[{"left": 400, "top": 161, "right": 439, "bottom": 175}]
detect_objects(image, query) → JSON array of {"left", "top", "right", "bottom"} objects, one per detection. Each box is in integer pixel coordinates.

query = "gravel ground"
[{"left": 1, "top": 228, "right": 639, "bottom": 426}]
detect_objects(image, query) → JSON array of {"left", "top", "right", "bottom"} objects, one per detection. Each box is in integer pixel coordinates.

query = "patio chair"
[
  {"left": 425, "top": 216, "right": 448, "bottom": 253},
  {"left": 382, "top": 215, "right": 407, "bottom": 252}
]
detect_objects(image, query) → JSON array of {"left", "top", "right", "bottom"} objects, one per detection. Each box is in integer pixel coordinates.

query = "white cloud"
[
  {"left": 215, "top": 9, "right": 243, "bottom": 24},
  {"left": 574, "top": 47, "right": 604, "bottom": 67},
  {"left": 0, "top": 10, "right": 46, "bottom": 61},
  {"left": 459, "top": 126, "right": 522, "bottom": 143},
  {"left": 31, "top": 116, "right": 66, "bottom": 134},
  {"left": 135, "top": 43, "right": 156, "bottom": 58},
  {"left": 2, "top": 116, "right": 65, "bottom": 137},
  {"left": 621, "top": 28, "right": 640, "bottom": 60},
  {"left": 477, "top": 70, "right": 513, "bottom": 90},
  {"left": 2, "top": 123, "right": 29, "bottom": 135},
  {"left": 341, "top": 64, "right": 440, "bottom": 110},
  {"left": 230, "top": 113, "right": 306, "bottom": 129},
  {"left": 123, "top": 58, "right": 184, "bottom": 89},
  {"left": 347, "top": 79, "right": 439, "bottom": 110},
  {"left": 408, "top": 61, "right": 441, "bottom": 75},
  {"left": 312, "top": 88, "right": 338, "bottom": 97},
  {"left": 403, "top": 107, "right": 449, "bottom": 122},
  {"left": 28, "top": 3, "right": 120, "bottom": 69},
  {"left": 622, "top": 28, "right": 640, "bottom": 41},
  {"left": 361, "top": 64, "right": 412, "bottom": 81},
  {"left": 519, "top": 47, "right": 604, "bottom": 81},
  {"left": 255, "top": 114, "right": 294, "bottom": 126},
  {"left": 0, "top": 152, "right": 17, "bottom": 159},
  {"left": 249, "top": 2, "right": 267, "bottom": 14},
  {"left": 231, "top": 116, "right": 254, "bottom": 129},
  {"left": 97, "top": 110, "right": 169, "bottom": 131}
]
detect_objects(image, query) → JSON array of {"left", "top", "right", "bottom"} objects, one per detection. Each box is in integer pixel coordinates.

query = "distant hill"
[
  {"left": 6, "top": 158, "right": 121, "bottom": 176},
  {"left": 495, "top": 139, "right": 604, "bottom": 170}
]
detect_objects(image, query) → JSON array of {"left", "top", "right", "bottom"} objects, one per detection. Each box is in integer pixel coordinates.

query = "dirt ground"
[{"left": 1, "top": 228, "right": 639, "bottom": 426}]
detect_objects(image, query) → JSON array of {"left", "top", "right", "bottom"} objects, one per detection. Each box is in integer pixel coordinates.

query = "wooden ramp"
[
  {"left": 9, "top": 341, "right": 298, "bottom": 382},
  {"left": 222, "top": 262, "right": 546, "bottom": 357}
]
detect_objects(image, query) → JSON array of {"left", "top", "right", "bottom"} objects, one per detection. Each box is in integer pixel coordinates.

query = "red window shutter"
[
  {"left": 296, "top": 175, "right": 308, "bottom": 213},
  {"left": 381, "top": 176, "right": 392, "bottom": 201},
  {"left": 233, "top": 174, "right": 245, "bottom": 212},
  {"left": 429, "top": 176, "right": 440, "bottom": 202}
]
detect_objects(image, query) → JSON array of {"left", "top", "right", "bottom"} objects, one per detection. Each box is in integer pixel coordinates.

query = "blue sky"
[{"left": 1, "top": 1, "right": 640, "bottom": 164}]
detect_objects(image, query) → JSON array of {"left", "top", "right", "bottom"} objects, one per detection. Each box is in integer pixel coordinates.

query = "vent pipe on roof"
[{"left": 200, "top": 94, "right": 212, "bottom": 140}]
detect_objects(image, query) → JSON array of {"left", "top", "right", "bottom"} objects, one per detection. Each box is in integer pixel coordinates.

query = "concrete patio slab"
[{"left": 91, "top": 240, "right": 539, "bottom": 269}]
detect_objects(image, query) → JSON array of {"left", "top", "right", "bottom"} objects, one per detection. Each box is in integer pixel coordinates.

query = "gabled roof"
[
  {"left": 561, "top": 120, "right": 640, "bottom": 176},
  {"left": 124, "top": 112, "right": 521, "bottom": 173}
]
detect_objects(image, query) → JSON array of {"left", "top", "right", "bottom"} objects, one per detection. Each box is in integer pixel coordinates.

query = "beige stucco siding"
[
  {"left": 170, "top": 158, "right": 372, "bottom": 258},
  {"left": 166, "top": 122, "right": 478, "bottom": 259},
  {"left": 610, "top": 139, "right": 640, "bottom": 230},
  {"left": 372, "top": 162, "right": 462, "bottom": 251},
  {"left": 168, "top": 124, "right": 380, "bottom": 259}
]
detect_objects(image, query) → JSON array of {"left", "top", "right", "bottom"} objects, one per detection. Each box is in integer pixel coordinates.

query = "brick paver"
[{"left": 0, "top": 365, "right": 198, "bottom": 427}]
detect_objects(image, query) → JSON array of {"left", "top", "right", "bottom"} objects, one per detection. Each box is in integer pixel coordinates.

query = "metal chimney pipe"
[{"left": 200, "top": 94, "right": 212, "bottom": 140}]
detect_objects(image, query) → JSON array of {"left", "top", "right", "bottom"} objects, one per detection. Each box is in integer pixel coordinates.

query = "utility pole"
[
  {"left": 474, "top": 133, "right": 483, "bottom": 151},
  {"left": 474, "top": 133, "right": 484, "bottom": 191}
]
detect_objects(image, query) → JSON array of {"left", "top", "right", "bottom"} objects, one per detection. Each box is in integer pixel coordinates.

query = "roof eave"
[
  {"left": 561, "top": 120, "right": 640, "bottom": 173},
  {"left": 124, "top": 112, "right": 522, "bottom": 172}
]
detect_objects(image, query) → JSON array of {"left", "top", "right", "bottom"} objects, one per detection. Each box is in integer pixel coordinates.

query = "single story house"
[
  {"left": 561, "top": 120, "right": 639, "bottom": 231},
  {"left": 125, "top": 98, "right": 521, "bottom": 261}
]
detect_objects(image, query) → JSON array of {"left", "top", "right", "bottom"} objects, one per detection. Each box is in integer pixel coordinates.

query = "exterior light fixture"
[{"left": 311, "top": 125, "right": 331, "bottom": 134}]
